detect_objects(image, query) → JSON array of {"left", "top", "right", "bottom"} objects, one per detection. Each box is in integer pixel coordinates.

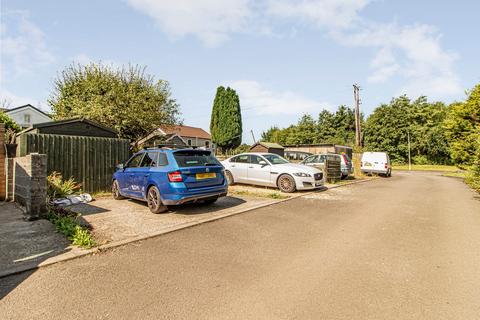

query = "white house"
[{"left": 2, "top": 104, "right": 52, "bottom": 128}]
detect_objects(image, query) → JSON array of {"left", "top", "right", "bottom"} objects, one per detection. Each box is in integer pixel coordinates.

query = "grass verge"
[
  {"left": 442, "top": 171, "right": 480, "bottom": 194},
  {"left": 46, "top": 207, "right": 96, "bottom": 249},
  {"left": 465, "top": 172, "right": 480, "bottom": 193},
  {"left": 228, "top": 188, "right": 289, "bottom": 199},
  {"left": 393, "top": 164, "right": 459, "bottom": 172}
]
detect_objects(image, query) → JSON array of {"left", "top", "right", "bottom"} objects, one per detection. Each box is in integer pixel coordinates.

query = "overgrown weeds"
[
  {"left": 46, "top": 206, "right": 96, "bottom": 249},
  {"left": 46, "top": 173, "right": 95, "bottom": 248}
]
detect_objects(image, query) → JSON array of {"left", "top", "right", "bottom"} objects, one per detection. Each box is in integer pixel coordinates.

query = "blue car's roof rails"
[{"left": 144, "top": 144, "right": 198, "bottom": 150}]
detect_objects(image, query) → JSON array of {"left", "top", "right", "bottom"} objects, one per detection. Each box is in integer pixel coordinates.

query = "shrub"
[
  {"left": 413, "top": 155, "right": 429, "bottom": 165},
  {"left": 47, "top": 172, "right": 81, "bottom": 200},
  {"left": 0, "top": 112, "right": 21, "bottom": 132}
]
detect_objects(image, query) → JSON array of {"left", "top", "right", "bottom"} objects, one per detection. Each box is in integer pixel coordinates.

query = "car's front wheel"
[
  {"left": 277, "top": 174, "right": 296, "bottom": 193},
  {"left": 112, "top": 180, "right": 124, "bottom": 200},
  {"left": 147, "top": 186, "right": 168, "bottom": 214}
]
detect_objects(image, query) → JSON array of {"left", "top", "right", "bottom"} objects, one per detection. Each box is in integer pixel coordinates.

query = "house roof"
[
  {"left": 3, "top": 104, "right": 52, "bottom": 118},
  {"left": 21, "top": 117, "right": 117, "bottom": 134},
  {"left": 252, "top": 142, "right": 284, "bottom": 149},
  {"left": 159, "top": 124, "right": 211, "bottom": 139}
]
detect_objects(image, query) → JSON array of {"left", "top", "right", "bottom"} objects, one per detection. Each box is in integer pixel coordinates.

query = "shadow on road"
[{"left": 0, "top": 203, "right": 72, "bottom": 300}]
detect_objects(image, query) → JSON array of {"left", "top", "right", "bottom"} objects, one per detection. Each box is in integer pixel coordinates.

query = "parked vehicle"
[
  {"left": 284, "top": 150, "right": 313, "bottom": 162},
  {"left": 221, "top": 153, "right": 324, "bottom": 193},
  {"left": 361, "top": 152, "right": 391, "bottom": 176},
  {"left": 339, "top": 153, "right": 353, "bottom": 179},
  {"left": 112, "top": 148, "right": 228, "bottom": 213},
  {"left": 300, "top": 153, "right": 342, "bottom": 180}
]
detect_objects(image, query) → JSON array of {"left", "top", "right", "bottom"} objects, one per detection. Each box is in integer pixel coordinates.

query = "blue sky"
[{"left": 1, "top": 0, "right": 479, "bottom": 143}]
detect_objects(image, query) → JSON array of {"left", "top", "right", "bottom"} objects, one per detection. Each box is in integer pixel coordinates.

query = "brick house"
[{"left": 136, "top": 125, "right": 212, "bottom": 149}]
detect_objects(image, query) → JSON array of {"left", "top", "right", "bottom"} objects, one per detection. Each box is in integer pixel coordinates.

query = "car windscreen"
[
  {"left": 173, "top": 151, "right": 221, "bottom": 167},
  {"left": 263, "top": 154, "right": 289, "bottom": 165}
]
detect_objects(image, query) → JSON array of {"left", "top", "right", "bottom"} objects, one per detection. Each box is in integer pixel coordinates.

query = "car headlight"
[{"left": 292, "top": 172, "right": 311, "bottom": 177}]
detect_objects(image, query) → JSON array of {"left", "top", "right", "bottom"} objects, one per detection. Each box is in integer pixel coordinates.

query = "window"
[
  {"left": 303, "top": 155, "right": 318, "bottom": 164},
  {"left": 140, "top": 152, "right": 158, "bottom": 167},
  {"left": 262, "top": 154, "right": 289, "bottom": 165},
  {"left": 173, "top": 150, "right": 220, "bottom": 167},
  {"left": 205, "top": 141, "right": 210, "bottom": 148},
  {"left": 24, "top": 114, "right": 31, "bottom": 124},
  {"left": 157, "top": 153, "right": 168, "bottom": 166},
  {"left": 231, "top": 155, "right": 249, "bottom": 163},
  {"left": 187, "top": 139, "right": 192, "bottom": 146},
  {"left": 126, "top": 153, "right": 144, "bottom": 168},
  {"left": 250, "top": 155, "right": 265, "bottom": 165}
]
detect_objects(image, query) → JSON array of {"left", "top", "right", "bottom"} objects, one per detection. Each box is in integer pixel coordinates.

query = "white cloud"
[
  {"left": 266, "top": 1, "right": 462, "bottom": 98},
  {"left": 334, "top": 22, "right": 462, "bottom": 96},
  {"left": 0, "top": 88, "right": 49, "bottom": 110},
  {"left": 230, "top": 80, "right": 331, "bottom": 115},
  {"left": 126, "top": 0, "right": 252, "bottom": 46},
  {"left": 267, "top": 0, "right": 370, "bottom": 29},
  {"left": 0, "top": 10, "right": 54, "bottom": 77}
]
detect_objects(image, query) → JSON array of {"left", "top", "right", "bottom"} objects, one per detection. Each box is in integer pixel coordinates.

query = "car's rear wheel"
[
  {"left": 147, "top": 186, "right": 168, "bottom": 214},
  {"left": 112, "top": 180, "right": 124, "bottom": 200},
  {"left": 225, "top": 170, "right": 235, "bottom": 185},
  {"left": 277, "top": 174, "right": 296, "bottom": 193}
]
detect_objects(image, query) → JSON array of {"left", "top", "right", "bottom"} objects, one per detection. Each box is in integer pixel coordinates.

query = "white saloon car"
[{"left": 221, "top": 153, "right": 324, "bottom": 193}]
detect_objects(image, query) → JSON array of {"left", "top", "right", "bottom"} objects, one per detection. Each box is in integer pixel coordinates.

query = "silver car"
[
  {"left": 221, "top": 153, "right": 324, "bottom": 193},
  {"left": 301, "top": 153, "right": 352, "bottom": 180}
]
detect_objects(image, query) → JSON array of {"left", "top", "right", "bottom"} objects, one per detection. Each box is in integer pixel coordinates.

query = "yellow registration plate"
[{"left": 196, "top": 172, "right": 216, "bottom": 180}]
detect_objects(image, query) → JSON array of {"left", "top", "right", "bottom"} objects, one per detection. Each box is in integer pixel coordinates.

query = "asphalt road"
[{"left": 1, "top": 172, "right": 480, "bottom": 319}]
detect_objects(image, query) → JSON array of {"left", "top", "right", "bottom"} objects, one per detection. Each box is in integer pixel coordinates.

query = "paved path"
[{"left": 1, "top": 172, "right": 480, "bottom": 319}]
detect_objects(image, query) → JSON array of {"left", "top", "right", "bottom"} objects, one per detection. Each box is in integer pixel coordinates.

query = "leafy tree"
[
  {"left": 261, "top": 125, "right": 282, "bottom": 143},
  {"left": 210, "top": 86, "right": 242, "bottom": 152},
  {"left": 0, "top": 112, "right": 21, "bottom": 132},
  {"left": 444, "top": 85, "right": 480, "bottom": 168},
  {"left": 364, "top": 96, "right": 450, "bottom": 164},
  {"left": 48, "top": 63, "right": 181, "bottom": 141},
  {"left": 260, "top": 106, "right": 357, "bottom": 146}
]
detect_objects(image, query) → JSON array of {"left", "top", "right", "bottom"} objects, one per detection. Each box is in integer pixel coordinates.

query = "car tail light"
[
  {"left": 168, "top": 171, "right": 183, "bottom": 182},
  {"left": 384, "top": 163, "right": 388, "bottom": 169}
]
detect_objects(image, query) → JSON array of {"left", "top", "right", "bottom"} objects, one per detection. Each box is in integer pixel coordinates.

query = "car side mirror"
[
  {"left": 259, "top": 160, "right": 268, "bottom": 166},
  {"left": 116, "top": 163, "right": 124, "bottom": 170}
]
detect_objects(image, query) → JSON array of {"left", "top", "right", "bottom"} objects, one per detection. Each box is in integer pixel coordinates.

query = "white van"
[{"left": 361, "top": 152, "right": 391, "bottom": 176}]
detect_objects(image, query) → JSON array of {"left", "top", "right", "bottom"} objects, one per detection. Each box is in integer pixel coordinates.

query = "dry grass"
[{"left": 393, "top": 165, "right": 459, "bottom": 172}]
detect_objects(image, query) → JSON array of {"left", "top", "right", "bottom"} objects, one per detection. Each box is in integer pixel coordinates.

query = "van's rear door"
[{"left": 172, "top": 150, "right": 224, "bottom": 189}]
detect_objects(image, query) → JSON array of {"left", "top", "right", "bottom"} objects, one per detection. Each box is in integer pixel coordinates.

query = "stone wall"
[{"left": 13, "top": 153, "right": 47, "bottom": 220}]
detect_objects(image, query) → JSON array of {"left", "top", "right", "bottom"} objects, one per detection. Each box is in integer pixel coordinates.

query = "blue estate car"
[{"left": 112, "top": 148, "right": 228, "bottom": 213}]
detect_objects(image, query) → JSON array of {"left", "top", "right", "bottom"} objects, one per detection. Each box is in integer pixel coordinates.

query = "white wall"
[{"left": 5, "top": 106, "right": 51, "bottom": 127}]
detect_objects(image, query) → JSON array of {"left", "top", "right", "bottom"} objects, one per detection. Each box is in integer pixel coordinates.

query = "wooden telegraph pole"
[{"left": 353, "top": 84, "right": 362, "bottom": 147}]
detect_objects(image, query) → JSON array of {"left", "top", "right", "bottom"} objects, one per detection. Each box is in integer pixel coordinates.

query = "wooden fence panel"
[{"left": 17, "top": 133, "right": 130, "bottom": 193}]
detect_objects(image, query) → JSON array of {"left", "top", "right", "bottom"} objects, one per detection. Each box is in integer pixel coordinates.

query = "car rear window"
[{"left": 173, "top": 151, "right": 221, "bottom": 167}]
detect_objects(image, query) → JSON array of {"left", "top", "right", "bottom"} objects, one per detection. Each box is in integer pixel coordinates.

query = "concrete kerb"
[{"left": 0, "top": 177, "right": 376, "bottom": 278}]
